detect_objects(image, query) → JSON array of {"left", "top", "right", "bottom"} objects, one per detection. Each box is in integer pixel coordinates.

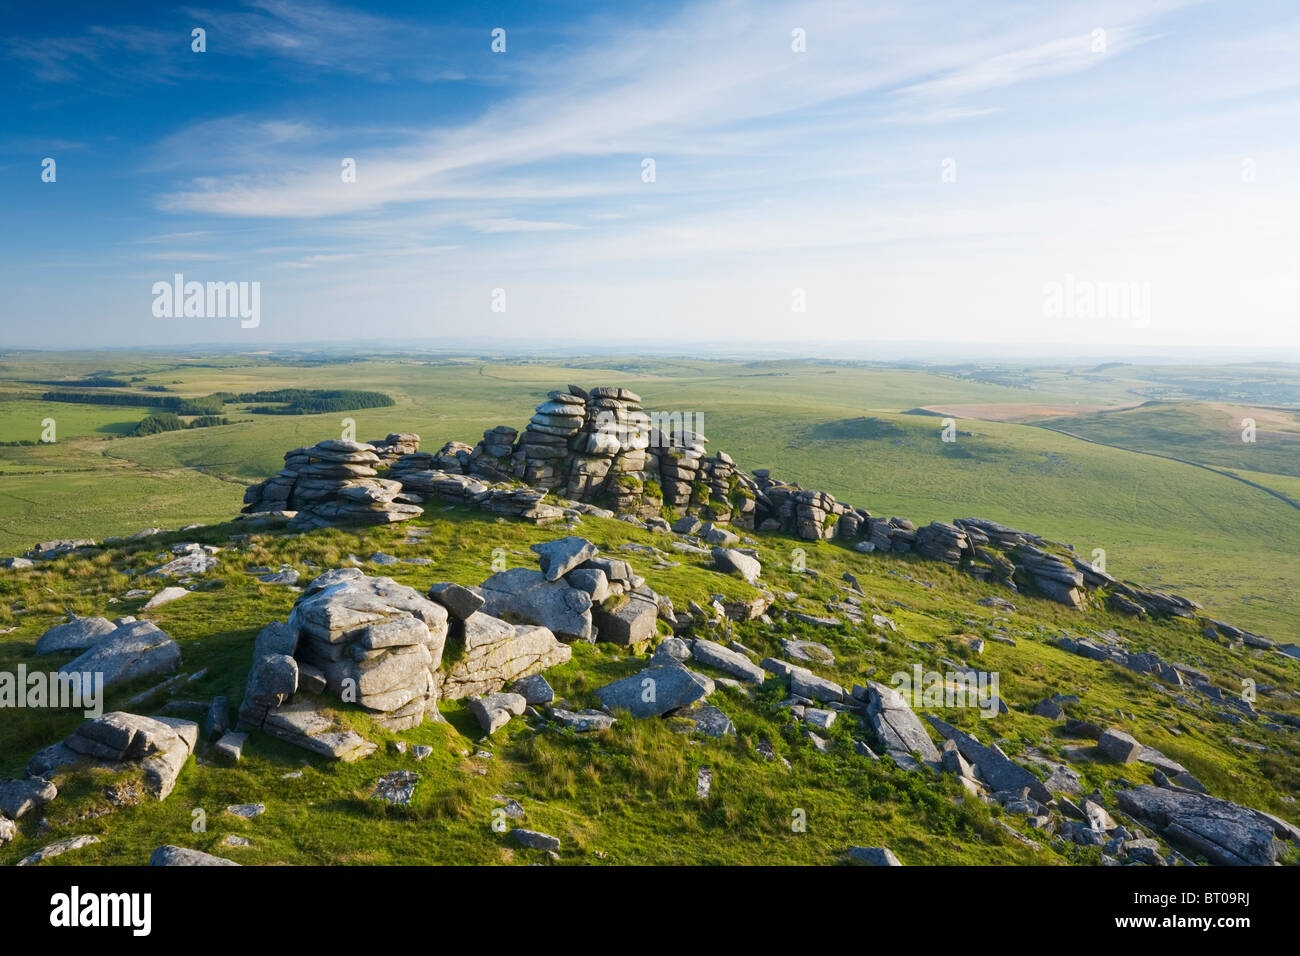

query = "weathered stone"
[
  {"left": 477, "top": 568, "right": 594, "bottom": 643},
  {"left": 371, "top": 770, "right": 419, "bottom": 805},
  {"left": 287, "top": 572, "right": 449, "bottom": 728},
  {"left": 780, "top": 638, "right": 834, "bottom": 665},
  {"left": 563, "top": 568, "right": 610, "bottom": 603},
  {"left": 678, "top": 704, "right": 735, "bottom": 737},
  {"left": 511, "top": 673, "right": 555, "bottom": 706},
  {"left": 428, "top": 582, "right": 486, "bottom": 621},
  {"left": 593, "top": 591, "right": 659, "bottom": 646},
  {"left": 549, "top": 708, "right": 616, "bottom": 732},
  {"left": 467, "top": 692, "right": 527, "bottom": 735},
  {"left": 438, "top": 614, "right": 570, "bottom": 700},
  {"left": 142, "top": 586, "right": 190, "bottom": 610},
  {"left": 511, "top": 828, "right": 560, "bottom": 851},
  {"left": 213, "top": 731, "right": 248, "bottom": 762},
  {"left": 59, "top": 621, "right": 181, "bottom": 691},
  {"left": 261, "top": 700, "right": 377, "bottom": 761},
  {"left": 1033, "top": 698, "right": 1064, "bottom": 720},
  {"left": 150, "top": 552, "right": 218, "bottom": 577},
  {"left": 652, "top": 637, "right": 692, "bottom": 664},
  {"left": 1115, "top": 785, "right": 1295, "bottom": 866},
  {"left": 28, "top": 713, "right": 197, "bottom": 801},
  {"left": 531, "top": 536, "right": 599, "bottom": 581},
  {"left": 940, "top": 739, "right": 974, "bottom": 779},
  {"left": 847, "top": 846, "right": 902, "bottom": 866},
  {"left": 790, "top": 669, "right": 846, "bottom": 704},
  {"left": 689, "top": 638, "right": 767, "bottom": 683},
  {"left": 35, "top": 616, "right": 118, "bottom": 655},
  {"left": 865, "top": 681, "right": 940, "bottom": 761},
  {"left": 204, "top": 696, "right": 229, "bottom": 741},
  {"left": 712, "top": 547, "right": 760, "bottom": 583},
  {"left": 0, "top": 777, "right": 58, "bottom": 819},
  {"left": 926, "top": 715, "right": 1051, "bottom": 804},
  {"left": 17, "top": 834, "right": 101, "bottom": 866},
  {"left": 149, "top": 845, "right": 240, "bottom": 866},
  {"left": 804, "top": 707, "right": 837, "bottom": 730},
  {"left": 594, "top": 662, "right": 713, "bottom": 718},
  {"left": 1098, "top": 727, "right": 1143, "bottom": 763}
]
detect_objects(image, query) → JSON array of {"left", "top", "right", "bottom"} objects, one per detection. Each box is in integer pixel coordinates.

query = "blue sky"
[{"left": 2, "top": 0, "right": 1299, "bottom": 352}]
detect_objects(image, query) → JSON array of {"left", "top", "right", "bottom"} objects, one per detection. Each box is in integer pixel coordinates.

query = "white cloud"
[{"left": 469, "top": 219, "right": 581, "bottom": 233}]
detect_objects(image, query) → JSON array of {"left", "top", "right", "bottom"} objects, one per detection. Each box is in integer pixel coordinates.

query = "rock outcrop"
[
  {"left": 235, "top": 561, "right": 576, "bottom": 750},
  {"left": 58, "top": 621, "right": 181, "bottom": 691},
  {"left": 862, "top": 681, "right": 940, "bottom": 763},
  {"left": 255, "top": 568, "right": 450, "bottom": 731},
  {"left": 35, "top": 615, "right": 119, "bottom": 655},
  {"left": 434, "top": 610, "right": 570, "bottom": 700},
  {"left": 242, "top": 439, "right": 424, "bottom": 528},
  {"left": 1116, "top": 785, "right": 1300, "bottom": 866},
  {"left": 28, "top": 712, "right": 198, "bottom": 801},
  {"left": 234, "top": 383, "right": 1238, "bottom": 635}
]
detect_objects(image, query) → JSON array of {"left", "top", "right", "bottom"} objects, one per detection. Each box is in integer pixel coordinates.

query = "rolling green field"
[
  {"left": 0, "top": 398, "right": 161, "bottom": 442},
  {"left": 1045, "top": 401, "right": 1300, "bottom": 480},
  {"left": 1, "top": 350, "right": 1298, "bottom": 637}
]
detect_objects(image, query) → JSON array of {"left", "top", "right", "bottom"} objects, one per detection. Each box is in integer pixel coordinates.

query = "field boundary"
[{"left": 1036, "top": 425, "right": 1300, "bottom": 514}]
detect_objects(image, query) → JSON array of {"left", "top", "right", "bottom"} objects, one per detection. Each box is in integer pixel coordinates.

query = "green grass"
[
  {"left": 0, "top": 399, "right": 159, "bottom": 442},
  {"left": 0, "top": 506, "right": 1296, "bottom": 865},
  {"left": 1046, "top": 401, "right": 1300, "bottom": 479}
]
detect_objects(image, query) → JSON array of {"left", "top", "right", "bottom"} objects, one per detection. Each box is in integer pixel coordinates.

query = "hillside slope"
[{"left": 1, "top": 507, "right": 1296, "bottom": 866}]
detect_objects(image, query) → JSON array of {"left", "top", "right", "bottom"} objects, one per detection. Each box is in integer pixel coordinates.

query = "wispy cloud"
[
  {"left": 8, "top": 0, "right": 452, "bottom": 86},
  {"left": 183, "top": 0, "right": 424, "bottom": 77},
  {"left": 7, "top": 25, "right": 182, "bottom": 84},
  {"left": 153, "top": 1, "right": 1191, "bottom": 222},
  {"left": 470, "top": 219, "right": 581, "bottom": 233}
]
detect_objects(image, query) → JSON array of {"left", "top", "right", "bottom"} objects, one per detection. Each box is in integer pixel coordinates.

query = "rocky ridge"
[{"left": 238, "top": 384, "right": 1266, "bottom": 644}]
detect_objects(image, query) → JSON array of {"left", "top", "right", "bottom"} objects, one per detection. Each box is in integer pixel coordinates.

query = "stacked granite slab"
[
  {"left": 472, "top": 537, "right": 661, "bottom": 647},
  {"left": 236, "top": 568, "right": 574, "bottom": 747},
  {"left": 580, "top": 386, "right": 653, "bottom": 508},
  {"left": 648, "top": 421, "right": 708, "bottom": 512},
  {"left": 433, "top": 607, "right": 571, "bottom": 700},
  {"left": 833, "top": 506, "right": 872, "bottom": 541},
  {"left": 232, "top": 569, "right": 450, "bottom": 738},
  {"left": 432, "top": 441, "right": 475, "bottom": 472},
  {"left": 503, "top": 386, "right": 653, "bottom": 505},
  {"left": 28, "top": 712, "right": 198, "bottom": 801},
  {"left": 1111, "top": 582, "right": 1202, "bottom": 618},
  {"left": 388, "top": 457, "right": 489, "bottom": 501},
  {"left": 751, "top": 477, "right": 847, "bottom": 540},
  {"left": 241, "top": 439, "right": 422, "bottom": 528},
  {"left": 467, "top": 426, "right": 518, "bottom": 482},
  {"left": 288, "top": 569, "right": 449, "bottom": 730},
  {"left": 511, "top": 388, "right": 589, "bottom": 490},
  {"left": 478, "top": 487, "right": 567, "bottom": 523},
  {"left": 385, "top": 454, "right": 566, "bottom": 524},
  {"left": 689, "top": 451, "right": 758, "bottom": 526},
  {"left": 367, "top": 433, "right": 420, "bottom": 467},
  {"left": 795, "top": 490, "right": 844, "bottom": 540},
  {"left": 953, "top": 517, "right": 1041, "bottom": 549},
  {"left": 914, "top": 521, "right": 971, "bottom": 565},
  {"left": 864, "top": 517, "right": 917, "bottom": 553},
  {"left": 1009, "top": 544, "right": 1086, "bottom": 608}
]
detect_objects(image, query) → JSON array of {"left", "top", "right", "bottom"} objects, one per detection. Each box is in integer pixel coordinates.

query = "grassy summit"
[{"left": 0, "top": 505, "right": 1295, "bottom": 866}]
